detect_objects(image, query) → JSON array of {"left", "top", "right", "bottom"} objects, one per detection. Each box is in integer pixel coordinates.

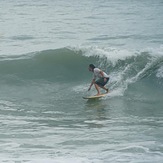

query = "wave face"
[
  {"left": 0, "top": 48, "right": 95, "bottom": 83},
  {"left": 0, "top": 46, "right": 163, "bottom": 92}
]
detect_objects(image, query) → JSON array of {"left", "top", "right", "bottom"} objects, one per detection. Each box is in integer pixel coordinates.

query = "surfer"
[{"left": 88, "top": 64, "right": 109, "bottom": 95}]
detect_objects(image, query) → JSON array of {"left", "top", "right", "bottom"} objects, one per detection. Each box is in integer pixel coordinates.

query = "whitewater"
[{"left": 0, "top": 0, "right": 163, "bottom": 163}]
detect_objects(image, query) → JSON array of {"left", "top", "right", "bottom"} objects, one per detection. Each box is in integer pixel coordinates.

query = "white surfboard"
[{"left": 83, "top": 93, "right": 108, "bottom": 99}]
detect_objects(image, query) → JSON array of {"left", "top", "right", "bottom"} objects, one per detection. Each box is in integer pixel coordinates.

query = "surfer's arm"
[{"left": 88, "top": 79, "right": 95, "bottom": 91}]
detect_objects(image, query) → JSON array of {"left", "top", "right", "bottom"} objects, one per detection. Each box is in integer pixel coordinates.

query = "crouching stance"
[{"left": 88, "top": 64, "right": 109, "bottom": 95}]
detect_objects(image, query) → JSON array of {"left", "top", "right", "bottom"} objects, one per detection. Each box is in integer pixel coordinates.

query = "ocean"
[{"left": 0, "top": 0, "right": 163, "bottom": 163}]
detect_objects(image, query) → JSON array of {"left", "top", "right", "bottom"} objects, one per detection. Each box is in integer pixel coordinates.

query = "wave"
[
  {"left": 0, "top": 46, "right": 163, "bottom": 92},
  {"left": 0, "top": 48, "right": 94, "bottom": 83}
]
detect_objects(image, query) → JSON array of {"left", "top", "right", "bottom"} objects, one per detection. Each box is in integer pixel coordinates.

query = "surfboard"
[{"left": 83, "top": 93, "right": 108, "bottom": 99}]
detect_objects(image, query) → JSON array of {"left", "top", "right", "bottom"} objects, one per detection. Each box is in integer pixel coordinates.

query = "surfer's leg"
[
  {"left": 96, "top": 78, "right": 109, "bottom": 93},
  {"left": 101, "top": 86, "right": 109, "bottom": 93},
  {"left": 94, "top": 83, "right": 100, "bottom": 95}
]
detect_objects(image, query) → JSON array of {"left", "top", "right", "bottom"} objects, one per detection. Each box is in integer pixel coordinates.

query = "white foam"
[
  {"left": 107, "top": 88, "right": 125, "bottom": 97},
  {"left": 71, "top": 45, "right": 163, "bottom": 61},
  {"left": 144, "top": 45, "right": 163, "bottom": 57},
  {"left": 156, "top": 65, "right": 163, "bottom": 78},
  {"left": 70, "top": 45, "right": 137, "bottom": 66}
]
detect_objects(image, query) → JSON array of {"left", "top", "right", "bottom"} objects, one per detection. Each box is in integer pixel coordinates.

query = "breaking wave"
[{"left": 0, "top": 46, "right": 163, "bottom": 95}]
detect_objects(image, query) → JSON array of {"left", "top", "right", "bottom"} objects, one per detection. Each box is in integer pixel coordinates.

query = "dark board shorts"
[{"left": 95, "top": 77, "right": 109, "bottom": 87}]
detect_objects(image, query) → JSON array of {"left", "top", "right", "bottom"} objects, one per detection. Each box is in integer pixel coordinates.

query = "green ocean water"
[{"left": 0, "top": 0, "right": 163, "bottom": 162}]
